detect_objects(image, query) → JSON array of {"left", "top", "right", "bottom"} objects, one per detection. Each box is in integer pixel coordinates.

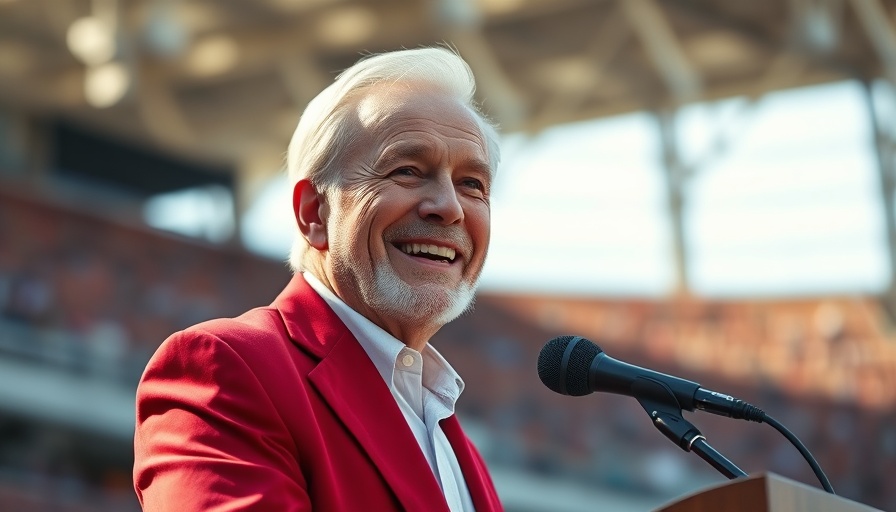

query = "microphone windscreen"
[{"left": 537, "top": 335, "right": 602, "bottom": 396}]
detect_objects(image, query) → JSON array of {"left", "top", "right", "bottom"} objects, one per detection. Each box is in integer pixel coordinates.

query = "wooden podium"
[{"left": 654, "top": 473, "right": 883, "bottom": 512}]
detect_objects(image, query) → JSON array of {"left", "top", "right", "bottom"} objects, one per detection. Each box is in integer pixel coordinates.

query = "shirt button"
[{"left": 401, "top": 354, "right": 414, "bottom": 367}]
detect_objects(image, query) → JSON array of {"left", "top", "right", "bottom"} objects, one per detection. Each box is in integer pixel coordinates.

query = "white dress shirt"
[{"left": 304, "top": 272, "right": 475, "bottom": 512}]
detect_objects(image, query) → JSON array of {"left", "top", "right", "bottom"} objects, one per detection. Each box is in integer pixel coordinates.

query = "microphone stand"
[{"left": 632, "top": 378, "right": 747, "bottom": 480}]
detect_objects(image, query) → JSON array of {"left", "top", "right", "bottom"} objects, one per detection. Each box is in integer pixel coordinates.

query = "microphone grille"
[
  {"left": 538, "top": 335, "right": 601, "bottom": 396},
  {"left": 537, "top": 336, "right": 572, "bottom": 394}
]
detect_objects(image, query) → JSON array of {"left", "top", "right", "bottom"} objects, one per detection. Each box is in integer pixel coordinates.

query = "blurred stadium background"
[{"left": 1, "top": 0, "right": 896, "bottom": 510}]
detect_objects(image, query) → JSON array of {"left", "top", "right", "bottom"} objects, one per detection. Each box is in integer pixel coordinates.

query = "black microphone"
[{"left": 537, "top": 335, "right": 764, "bottom": 422}]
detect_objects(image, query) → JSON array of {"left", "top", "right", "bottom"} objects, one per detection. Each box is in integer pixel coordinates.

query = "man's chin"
[
  {"left": 415, "top": 284, "right": 476, "bottom": 324},
  {"left": 372, "top": 270, "right": 478, "bottom": 326}
]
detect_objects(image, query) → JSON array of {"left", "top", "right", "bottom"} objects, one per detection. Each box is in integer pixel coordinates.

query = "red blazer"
[{"left": 134, "top": 273, "right": 503, "bottom": 511}]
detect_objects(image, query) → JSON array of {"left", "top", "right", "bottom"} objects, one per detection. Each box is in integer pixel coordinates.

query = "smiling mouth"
[{"left": 395, "top": 243, "right": 457, "bottom": 263}]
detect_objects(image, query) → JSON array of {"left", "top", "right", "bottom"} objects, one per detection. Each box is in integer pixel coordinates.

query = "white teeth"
[{"left": 399, "top": 243, "right": 457, "bottom": 262}]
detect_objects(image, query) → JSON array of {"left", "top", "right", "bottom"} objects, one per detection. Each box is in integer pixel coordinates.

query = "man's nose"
[{"left": 418, "top": 178, "right": 463, "bottom": 225}]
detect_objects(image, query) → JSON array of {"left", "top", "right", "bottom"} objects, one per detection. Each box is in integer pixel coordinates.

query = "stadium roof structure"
[
  {"left": 1, "top": 0, "right": 894, "bottom": 168},
  {"left": 4, "top": 0, "right": 896, "bottom": 296}
]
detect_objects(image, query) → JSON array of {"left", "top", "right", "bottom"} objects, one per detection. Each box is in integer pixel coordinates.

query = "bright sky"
[{"left": 148, "top": 80, "right": 891, "bottom": 298}]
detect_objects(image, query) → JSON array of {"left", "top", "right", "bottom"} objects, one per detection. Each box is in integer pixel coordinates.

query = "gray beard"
[
  {"left": 332, "top": 254, "right": 478, "bottom": 329},
  {"left": 367, "top": 260, "right": 478, "bottom": 326}
]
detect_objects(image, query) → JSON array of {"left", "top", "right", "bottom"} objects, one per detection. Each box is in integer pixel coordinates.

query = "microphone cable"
[{"left": 759, "top": 412, "right": 834, "bottom": 493}]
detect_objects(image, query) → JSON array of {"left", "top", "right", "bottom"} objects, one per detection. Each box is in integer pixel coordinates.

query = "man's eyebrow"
[
  {"left": 375, "top": 142, "right": 431, "bottom": 170},
  {"left": 465, "top": 159, "right": 493, "bottom": 180},
  {"left": 376, "top": 142, "right": 493, "bottom": 178}
]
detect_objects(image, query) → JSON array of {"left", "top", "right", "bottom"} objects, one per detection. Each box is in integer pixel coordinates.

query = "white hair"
[{"left": 285, "top": 46, "right": 501, "bottom": 271}]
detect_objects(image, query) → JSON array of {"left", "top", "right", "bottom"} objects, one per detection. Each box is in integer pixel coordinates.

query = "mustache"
[{"left": 384, "top": 223, "right": 473, "bottom": 257}]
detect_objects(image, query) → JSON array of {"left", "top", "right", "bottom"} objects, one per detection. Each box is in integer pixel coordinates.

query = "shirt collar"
[{"left": 302, "top": 271, "right": 464, "bottom": 400}]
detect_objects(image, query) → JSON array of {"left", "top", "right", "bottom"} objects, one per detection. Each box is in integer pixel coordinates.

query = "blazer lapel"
[
  {"left": 442, "top": 415, "right": 503, "bottom": 512},
  {"left": 309, "top": 334, "right": 449, "bottom": 512},
  {"left": 275, "top": 274, "right": 448, "bottom": 511}
]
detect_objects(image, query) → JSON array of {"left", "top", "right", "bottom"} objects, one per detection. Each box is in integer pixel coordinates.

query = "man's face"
[{"left": 323, "top": 84, "right": 492, "bottom": 341}]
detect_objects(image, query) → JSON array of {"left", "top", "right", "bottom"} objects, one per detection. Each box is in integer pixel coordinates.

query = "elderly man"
[{"left": 133, "top": 47, "right": 503, "bottom": 511}]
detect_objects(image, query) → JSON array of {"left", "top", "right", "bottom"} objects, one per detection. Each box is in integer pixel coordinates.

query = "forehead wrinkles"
[
  {"left": 364, "top": 117, "right": 489, "bottom": 175},
  {"left": 385, "top": 119, "right": 485, "bottom": 150},
  {"left": 376, "top": 132, "right": 489, "bottom": 182}
]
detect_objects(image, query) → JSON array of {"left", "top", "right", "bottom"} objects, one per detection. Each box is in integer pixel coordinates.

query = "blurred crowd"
[
  {"left": 0, "top": 186, "right": 289, "bottom": 380},
  {"left": 0, "top": 412, "right": 138, "bottom": 512},
  {"left": 2, "top": 184, "right": 895, "bottom": 510},
  {"left": 0, "top": 185, "right": 290, "bottom": 510}
]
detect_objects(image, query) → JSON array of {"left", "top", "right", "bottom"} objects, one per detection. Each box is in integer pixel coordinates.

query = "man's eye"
[
  {"left": 461, "top": 178, "right": 484, "bottom": 191},
  {"left": 390, "top": 167, "right": 416, "bottom": 177}
]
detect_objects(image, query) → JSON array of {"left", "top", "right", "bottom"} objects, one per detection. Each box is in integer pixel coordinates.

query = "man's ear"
[{"left": 293, "top": 179, "right": 328, "bottom": 250}]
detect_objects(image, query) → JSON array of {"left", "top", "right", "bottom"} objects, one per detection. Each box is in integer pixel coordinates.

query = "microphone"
[
  {"left": 538, "top": 335, "right": 836, "bottom": 493},
  {"left": 537, "top": 335, "right": 763, "bottom": 422}
]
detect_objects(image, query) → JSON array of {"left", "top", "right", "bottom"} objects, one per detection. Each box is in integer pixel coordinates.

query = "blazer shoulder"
[
  {"left": 162, "top": 306, "right": 300, "bottom": 361},
  {"left": 143, "top": 304, "right": 320, "bottom": 396},
  {"left": 192, "top": 306, "right": 284, "bottom": 341}
]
